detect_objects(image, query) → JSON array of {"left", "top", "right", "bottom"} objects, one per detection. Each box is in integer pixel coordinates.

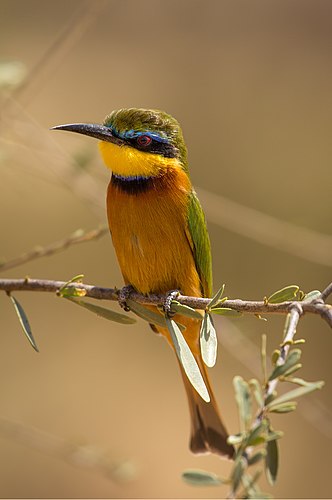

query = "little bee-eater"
[{"left": 53, "top": 108, "right": 233, "bottom": 458}]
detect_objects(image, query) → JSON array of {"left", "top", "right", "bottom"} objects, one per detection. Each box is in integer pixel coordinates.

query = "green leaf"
[
  {"left": 268, "top": 349, "right": 302, "bottom": 381},
  {"left": 267, "top": 381, "right": 324, "bottom": 408},
  {"left": 267, "top": 285, "right": 299, "bottom": 304},
  {"left": 200, "top": 313, "right": 217, "bottom": 367},
  {"left": 9, "top": 295, "right": 39, "bottom": 352},
  {"left": 166, "top": 318, "right": 210, "bottom": 403},
  {"left": 233, "top": 376, "right": 252, "bottom": 431},
  {"left": 265, "top": 436, "right": 279, "bottom": 485},
  {"left": 241, "top": 471, "right": 265, "bottom": 499},
  {"left": 171, "top": 301, "right": 202, "bottom": 319},
  {"left": 58, "top": 287, "right": 87, "bottom": 298},
  {"left": 248, "top": 450, "right": 267, "bottom": 466},
  {"left": 210, "top": 307, "right": 242, "bottom": 317},
  {"left": 268, "top": 402, "right": 297, "bottom": 413},
  {"left": 182, "top": 469, "right": 224, "bottom": 486},
  {"left": 127, "top": 299, "right": 168, "bottom": 329},
  {"left": 302, "top": 290, "right": 321, "bottom": 303},
  {"left": 66, "top": 298, "right": 136, "bottom": 324},
  {"left": 271, "top": 349, "right": 280, "bottom": 365},
  {"left": 208, "top": 285, "right": 225, "bottom": 309},
  {"left": 57, "top": 274, "right": 86, "bottom": 297},
  {"left": 231, "top": 457, "right": 246, "bottom": 493},
  {"left": 264, "top": 391, "right": 276, "bottom": 405},
  {"left": 249, "top": 379, "right": 264, "bottom": 407},
  {"left": 281, "top": 363, "right": 302, "bottom": 378},
  {"left": 261, "top": 334, "right": 267, "bottom": 384},
  {"left": 265, "top": 430, "right": 283, "bottom": 441},
  {"left": 284, "top": 376, "right": 312, "bottom": 386},
  {"left": 246, "top": 420, "right": 268, "bottom": 446}
]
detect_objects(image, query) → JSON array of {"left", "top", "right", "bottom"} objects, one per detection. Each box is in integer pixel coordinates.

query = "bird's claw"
[
  {"left": 118, "top": 284, "right": 135, "bottom": 311},
  {"left": 163, "top": 290, "right": 180, "bottom": 317}
]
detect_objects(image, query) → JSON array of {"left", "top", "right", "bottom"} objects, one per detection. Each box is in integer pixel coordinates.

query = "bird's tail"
[{"left": 178, "top": 352, "right": 234, "bottom": 459}]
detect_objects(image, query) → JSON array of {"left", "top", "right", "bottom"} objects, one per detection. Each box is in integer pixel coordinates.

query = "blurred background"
[{"left": 1, "top": 0, "right": 331, "bottom": 497}]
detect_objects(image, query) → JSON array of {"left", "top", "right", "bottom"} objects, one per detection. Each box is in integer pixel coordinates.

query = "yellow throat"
[{"left": 99, "top": 141, "right": 181, "bottom": 177}]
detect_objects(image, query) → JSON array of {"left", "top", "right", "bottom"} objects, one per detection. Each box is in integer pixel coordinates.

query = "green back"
[{"left": 187, "top": 190, "right": 213, "bottom": 298}]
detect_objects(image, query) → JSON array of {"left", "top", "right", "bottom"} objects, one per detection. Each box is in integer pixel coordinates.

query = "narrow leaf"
[
  {"left": 200, "top": 313, "right": 217, "bottom": 367},
  {"left": 57, "top": 274, "right": 85, "bottom": 296},
  {"left": 59, "top": 286, "right": 87, "bottom": 298},
  {"left": 268, "top": 349, "right": 302, "bottom": 381},
  {"left": 233, "top": 376, "right": 252, "bottom": 431},
  {"left": 182, "top": 469, "right": 224, "bottom": 486},
  {"left": 302, "top": 290, "right": 321, "bottom": 303},
  {"left": 268, "top": 402, "right": 297, "bottom": 413},
  {"left": 210, "top": 307, "right": 242, "bottom": 317},
  {"left": 231, "top": 457, "right": 246, "bottom": 493},
  {"left": 265, "top": 391, "right": 276, "bottom": 405},
  {"left": 267, "top": 381, "right": 324, "bottom": 408},
  {"left": 282, "top": 363, "right": 302, "bottom": 377},
  {"left": 9, "top": 295, "right": 39, "bottom": 351},
  {"left": 265, "top": 430, "right": 283, "bottom": 441},
  {"left": 171, "top": 301, "right": 202, "bottom": 319},
  {"left": 248, "top": 450, "right": 266, "bottom": 466},
  {"left": 246, "top": 420, "right": 268, "bottom": 446},
  {"left": 208, "top": 284, "right": 225, "bottom": 309},
  {"left": 66, "top": 298, "right": 136, "bottom": 324},
  {"left": 166, "top": 318, "right": 210, "bottom": 402},
  {"left": 127, "top": 299, "right": 168, "bottom": 329},
  {"left": 261, "top": 334, "right": 267, "bottom": 384},
  {"left": 267, "top": 285, "right": 299, "bottom": 304},
  {"left": 241, "top": 471, "right": 264, "bottom": 499},
  {"left": 249, "top": 378, "right": 264, "bottom": 407},
  {"left": 271, "top": 349, "right": 280, "bottom": 365},
  {"left": 283, "top": 377, "right": 312, "bottom": 386},
  {"left": 265, "top": 437, "right": 279, "bottom": 485}
]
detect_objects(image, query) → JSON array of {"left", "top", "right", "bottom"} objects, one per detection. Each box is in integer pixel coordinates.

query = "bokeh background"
[{"left": 1, "top": 0, "right": 332, "bottom": 497}]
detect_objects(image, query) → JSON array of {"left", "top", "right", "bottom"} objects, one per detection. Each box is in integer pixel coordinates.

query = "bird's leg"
[
  {"left": 163, "top": 289, "right": 180, "bottom": 317},
  {"left": 117, "top": 284, "right": 135, "bottom": 311}
]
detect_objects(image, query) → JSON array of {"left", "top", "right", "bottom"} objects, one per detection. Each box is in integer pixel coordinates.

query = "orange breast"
[{"left": 106, "top": 168, "right": 202, "bottom": 297}]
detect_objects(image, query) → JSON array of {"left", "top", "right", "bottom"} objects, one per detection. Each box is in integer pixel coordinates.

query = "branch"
[
  {"left": 0, "top": 227, "right": 108, "bottom": 272},
  {"left": 0, "top": 416, "right": 136, "bottom": 483},
  {"left": 262, "top": 303, "right": 303, "bottom": 410},
  {"left": 0, "top": 278, "right": 331, "bottom": 326}
]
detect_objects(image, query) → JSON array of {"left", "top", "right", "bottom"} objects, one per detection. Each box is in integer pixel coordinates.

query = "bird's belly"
[{"left": 107, "top": 181, "right": 201, "bottom": 297}]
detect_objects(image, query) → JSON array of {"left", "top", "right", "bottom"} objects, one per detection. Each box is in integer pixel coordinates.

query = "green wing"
[{"left": 186, "top": 190, "right": 213, "bottom": 298}]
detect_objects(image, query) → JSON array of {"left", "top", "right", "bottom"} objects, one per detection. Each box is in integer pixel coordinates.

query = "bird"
[{"left": 52, "top": 108, "right": 233, "bottom": 458}]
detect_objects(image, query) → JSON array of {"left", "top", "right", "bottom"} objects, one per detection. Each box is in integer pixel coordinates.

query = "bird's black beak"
[{"left": 51, "top": 123, "right": 123, "bottom": 145}]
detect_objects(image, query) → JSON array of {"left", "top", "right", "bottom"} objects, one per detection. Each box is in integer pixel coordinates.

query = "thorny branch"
[{"left": 0, "top": 278, "right": 331, "bottom": 326}]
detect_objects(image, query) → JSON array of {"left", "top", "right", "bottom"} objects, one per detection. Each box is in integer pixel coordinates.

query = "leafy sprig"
[{"left": 182, "top": 284, "right": 325, "bottom": 498}]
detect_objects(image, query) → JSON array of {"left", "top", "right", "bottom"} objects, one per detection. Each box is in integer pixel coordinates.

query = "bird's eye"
[{"left": 137, "top": 135, "right": 152, "bottom": 147}]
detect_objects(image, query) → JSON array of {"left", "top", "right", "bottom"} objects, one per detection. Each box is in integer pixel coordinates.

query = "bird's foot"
[
  {"left": 118, "top": 284, "right": 135, "bottom": 311},
  {"left": 163, "top": 289, "right": 180, "bottom": 317}
]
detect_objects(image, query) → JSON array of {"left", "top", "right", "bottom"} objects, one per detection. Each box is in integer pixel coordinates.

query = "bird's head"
[{"left": 52, "top": 108, "right": 188, "bottom": 178}]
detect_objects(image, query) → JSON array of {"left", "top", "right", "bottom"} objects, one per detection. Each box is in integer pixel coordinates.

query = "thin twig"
[
  {"left": 0, "top": 0, "right": 108, "bottom": 116},
  {"left": 319, "top": 282, "right": 332, "bottom": 302},
  {"left": 197, "top": 188, "right": 332, "bottom": 268},
  {"left": 0, "top": 278, "right": 331, "bottom": 326},
  {"left": 0, "top": 227, "right": 108, "bottom": 272},
  {"left": 264, "top": 303, "right": 303, "bottom": 401},
  {"left": 0, "top": 416, "right": 135, "bottom": 482}
]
